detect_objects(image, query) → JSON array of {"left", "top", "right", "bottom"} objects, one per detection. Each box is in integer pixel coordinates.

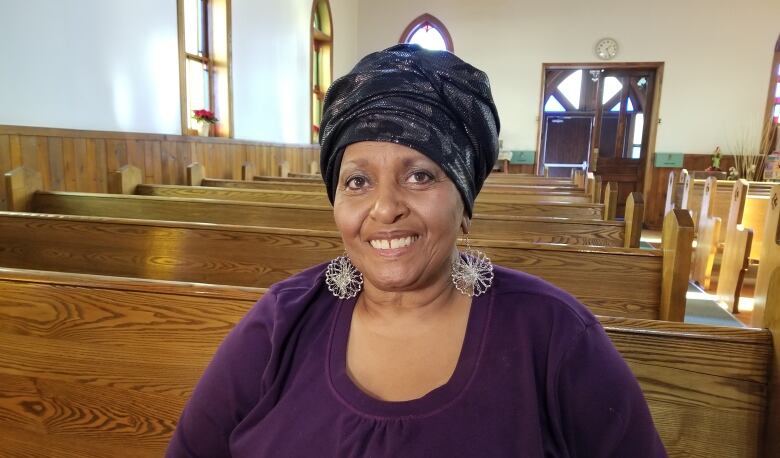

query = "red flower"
[{"left": 192, "top": 109, "right": 218, "bottom": 124}]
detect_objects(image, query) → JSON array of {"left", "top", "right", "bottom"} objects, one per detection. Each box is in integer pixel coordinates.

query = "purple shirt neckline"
[{"left": 327, "top": 290, "right": 494, "bottom": 419}]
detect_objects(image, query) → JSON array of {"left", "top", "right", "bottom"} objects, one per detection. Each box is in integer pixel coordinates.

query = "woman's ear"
[{"left": 460, "top": 213, "right": 471, "bottom": 235}]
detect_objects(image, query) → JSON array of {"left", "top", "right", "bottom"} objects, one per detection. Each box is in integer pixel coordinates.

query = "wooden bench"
[
  {"left": 0, "top": 267, "right": 773, "bottom": 457},
  {"left": 0, "top": 209, "right": 692, "bottom": 321},
  {"left": 7, "top": 167, "right": 641, "bottom": 247},
  {"left": 243, "top": 168, "right": 597, "bottom": 204},
  {"left": 750, "top": 183, "right": 780, "bottom": 457},
  {"left": 691, "top": 177, "right": 771, "bottom": 298},
  {"left": 181, "top": 163, "right": 614, "bottom": 219},
  {"left": 683, "top": 172, "right": 773, "bottom": 238},
  {"left": 716, "top": 179, "right": 755, "bottom": 311}
]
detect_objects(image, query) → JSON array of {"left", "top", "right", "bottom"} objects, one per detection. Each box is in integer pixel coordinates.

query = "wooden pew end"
[
  {"left": 108, "top": 164, "right": 143, "bottom": 195},
  {"left": 661, "top": 209, "right": 695, "bottom": 321},
  {"left": 241, "top": 162, "right": 256, "bottom": 181},
  {"left": 187, "top": 163, "right": 205, "bottom": 186},
  {"left": 5, "top": 166, "right": 42, "bottom": 211},
  {"left": 624, "top": 192, "right": 644, "bottom": 248}
]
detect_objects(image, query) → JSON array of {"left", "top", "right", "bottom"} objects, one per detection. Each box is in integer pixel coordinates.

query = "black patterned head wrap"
[{"left": 319, "top": 43, "right": 500, "bottom": 216}]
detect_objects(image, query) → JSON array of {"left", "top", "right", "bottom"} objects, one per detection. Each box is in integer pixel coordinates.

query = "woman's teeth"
[{"left": 369, "top": 236, "right": 419, "bottom": 250}]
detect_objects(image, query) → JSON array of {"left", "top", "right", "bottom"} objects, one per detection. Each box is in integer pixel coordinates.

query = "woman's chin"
[{"left": 363, "top": 268, "right": 427, "bottom": 293}]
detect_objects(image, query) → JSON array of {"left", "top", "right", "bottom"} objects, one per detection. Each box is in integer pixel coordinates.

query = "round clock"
[{"left": 595, "top": 38, "right": 618, "bottom": 60}]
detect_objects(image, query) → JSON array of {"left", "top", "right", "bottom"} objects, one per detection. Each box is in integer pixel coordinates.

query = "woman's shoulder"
[
  {"left": 489, "top": 264, "right": 598, "bottom": 331},
  {"left": 245, "top": 262, "right": 331, "bottom": 327}
]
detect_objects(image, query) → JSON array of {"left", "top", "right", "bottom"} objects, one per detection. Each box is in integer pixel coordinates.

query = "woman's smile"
[
  {"left": 333, "top": 141, "right": 467, "bottom": 293},
  {"left": 368, "top": 234, "right": 420, "bottom": 252}
]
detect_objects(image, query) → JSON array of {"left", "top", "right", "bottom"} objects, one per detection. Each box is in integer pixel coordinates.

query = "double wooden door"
[{"left": 539, "top": 65, "right": 660, "bottom": 217}]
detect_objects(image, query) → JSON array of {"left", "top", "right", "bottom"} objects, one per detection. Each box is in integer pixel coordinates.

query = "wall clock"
[{"left": 595, "top": 38, "right": 618, "bottom": 60}]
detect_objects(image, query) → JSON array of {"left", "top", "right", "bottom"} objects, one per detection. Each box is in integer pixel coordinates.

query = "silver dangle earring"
[
  {"left": 452, "top": 234, "right": 494, "bottom": 297},
  {"left": 325, "top": 252, "right": 364, "bottom": 299}
]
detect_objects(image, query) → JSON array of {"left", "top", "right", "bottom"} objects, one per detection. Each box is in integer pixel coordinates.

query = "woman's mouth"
[{"left": 368, "top": 235, "right": 420, "bottom": 250}]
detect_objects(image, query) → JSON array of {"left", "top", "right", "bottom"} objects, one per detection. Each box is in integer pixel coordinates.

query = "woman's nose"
[{"left": 369, "top": 181, "right": 409, "bottom": 224}]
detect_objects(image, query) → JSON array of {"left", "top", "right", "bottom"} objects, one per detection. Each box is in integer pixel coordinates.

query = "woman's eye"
[
  {"left": 408, "top": 171, "right": 434, "bottom": 184},
  {"left": 345, "top": 176, "right": 367, "bottom": 189}
]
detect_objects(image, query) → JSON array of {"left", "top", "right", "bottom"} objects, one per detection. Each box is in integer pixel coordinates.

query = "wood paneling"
[
  {"left": 0, "top": 125, "right": 320, "bottom": 211},
  {"left": 645, "top": 154, "right": 736, "bottom": 229}
]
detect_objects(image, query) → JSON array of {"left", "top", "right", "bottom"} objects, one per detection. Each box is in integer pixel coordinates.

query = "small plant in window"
[
  {"left": 192, "top": 109, "right": 218, "bottom": 124},
  {"left": 192, "top": 109, "right": 218, "bottom": 137}
]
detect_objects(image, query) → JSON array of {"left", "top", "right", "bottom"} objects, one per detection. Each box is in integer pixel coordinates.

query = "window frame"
[
  {"left": 765, "top": 34, "right": 780, "bottom": 126},
  {"left": 177, "top": 0, "right": 233, "bottom": 137},
  {"left": 399, "top": 13, "right": 454, "bottom": 53},
  {"left": 310, "top": 0, "right": 333, "bottom": 144}
]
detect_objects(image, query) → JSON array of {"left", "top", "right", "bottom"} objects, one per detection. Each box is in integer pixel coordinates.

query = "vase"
[{"left": 197, "top": 123, "right": 211, "bottom": 137}]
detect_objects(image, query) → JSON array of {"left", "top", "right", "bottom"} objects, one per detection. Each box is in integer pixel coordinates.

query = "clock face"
[{"left": 595, "top": 38, "right": 618, "bottom": 60}]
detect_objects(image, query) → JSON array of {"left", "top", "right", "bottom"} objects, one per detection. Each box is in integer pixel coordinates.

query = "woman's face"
[{"left": 333, "top": 142, "right": 467, "bottom": 293}]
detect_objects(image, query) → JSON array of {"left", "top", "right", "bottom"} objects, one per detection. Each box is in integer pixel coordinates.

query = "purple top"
[{"left": 167, "top": 263, "right": 666, "bottom": 457}]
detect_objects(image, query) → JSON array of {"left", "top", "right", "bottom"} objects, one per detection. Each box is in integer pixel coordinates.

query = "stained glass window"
[
  {"left": 401, "top": 14, "right": 453, "bottom": 53},
  {"left": 408, "top": 23, "right": 447, "bottom": 51}
]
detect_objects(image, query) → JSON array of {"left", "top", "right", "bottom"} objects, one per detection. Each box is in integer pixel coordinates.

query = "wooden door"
[
  {"left": 592, "top": 71, "right": 656, "bottom": 217},
  {"left": 541, "top": 115, "right": 592, "bottom": 177}
]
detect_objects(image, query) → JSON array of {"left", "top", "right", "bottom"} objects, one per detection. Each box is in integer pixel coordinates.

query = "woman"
[{"left": 167, "top": 44, "right": 666, "bottom": 457}]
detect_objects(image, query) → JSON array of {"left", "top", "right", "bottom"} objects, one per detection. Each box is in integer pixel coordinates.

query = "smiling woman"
[{"left": 166, "top": 44, "right": 666, "bottom": 457}]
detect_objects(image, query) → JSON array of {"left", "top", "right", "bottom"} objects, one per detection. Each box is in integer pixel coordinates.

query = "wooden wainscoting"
[
  {"left": 0, "top": 125, "right": 320, "bottom": 211},
  {"left": 644, "top": 154, "right": 735, "bottom": 229}
]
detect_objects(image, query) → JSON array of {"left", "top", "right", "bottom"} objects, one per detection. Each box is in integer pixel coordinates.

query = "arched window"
[
  {"left": 311, "top": 0, "right": 333, "bottom": 143},
  {"left": 399, "top": 14, "right": 453, "bottom": 53}
]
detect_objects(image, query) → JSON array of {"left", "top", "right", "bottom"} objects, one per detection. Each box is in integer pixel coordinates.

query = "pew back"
[
  {"left": 0, "top": 210, "right": 688, "bottom": 320},
  {"left": 137, "top": 183, "right": 608, "bottom": 219},
  {"left": 29, "top": 190, "right": 639, "bottom": 248},
  {"left": 0, "top": 268, "right": 771, "bottom": 457}
]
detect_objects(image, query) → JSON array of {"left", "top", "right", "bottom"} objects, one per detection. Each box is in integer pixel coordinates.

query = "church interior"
[{"left": 1, "top": 0, "right": 779, "bottom": 455}]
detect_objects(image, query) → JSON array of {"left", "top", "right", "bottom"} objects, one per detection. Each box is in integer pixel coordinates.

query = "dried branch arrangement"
[{"left": 728, "top": 121, "right": 776, "bottom": 181}]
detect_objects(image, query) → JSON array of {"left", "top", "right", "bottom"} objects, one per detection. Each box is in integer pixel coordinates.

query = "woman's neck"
[{"left": 356, "top": 268, "right": 468, "bottom": 328}]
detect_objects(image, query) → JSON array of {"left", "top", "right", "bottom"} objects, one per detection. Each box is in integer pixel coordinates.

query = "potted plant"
[{"left": 192, "top": 109, "right": 218, "bottom": 137}]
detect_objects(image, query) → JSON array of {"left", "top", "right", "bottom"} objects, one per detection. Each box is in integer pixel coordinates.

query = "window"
[
  {"left": 768, "top": 35, "right": 780, "bottom": 126},
  {"left": 311, "top": 0, "right": 333, "bottom": 143},
  {"left": 178, "top": 0, "right": 232, "bottom": 137},
  {"left": 400, "top": 14, "right": 453, "bottom": 53}
]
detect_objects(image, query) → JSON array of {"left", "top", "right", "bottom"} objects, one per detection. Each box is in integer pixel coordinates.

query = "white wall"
[
  {"left": 355, "top": 0, "right": 780, "bottom": 154},
  {"left": 0, "top": 0, "right": 181, "bottom": 134},
  {"left": 231, "top": 0, "right": 310, "bottom": 143},
  {"left": 331, "top": 0, "right": 360, "bottom": 79},
  {"left": 231, "top": 0, "right": 359, "bottom": 143}
]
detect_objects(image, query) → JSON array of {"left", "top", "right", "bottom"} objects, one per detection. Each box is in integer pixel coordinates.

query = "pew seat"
[{"left": 0, "top": 268, "right": 772, "bottom": 457}]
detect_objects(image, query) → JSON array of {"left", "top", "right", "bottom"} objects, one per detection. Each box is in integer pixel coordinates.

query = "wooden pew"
[
  {"left": 685, "top": 173, "right": 773, "bottom": 239},
  {"left": 267, "top": 168, "right": 584, "bottom": 191},
  {"left": 690, "top": 177, "right": 771, "bottom": 299},
  {"left": 241, "top": 169, "right": 596, "bottom": 204},
  {"left": 180, "top": 163, "right": 613, "bottom": 219},
  {"left": 663, "top": 169, "right": 688, "bottom": 217},
  {"left": 715, "top": 179, "right": 754, "bottom": 312},
  {"left": 135, "top": 183, "right": 609, "bottom": 219},
  {"left": 8, "top": 167, "right": 642, "bottom": 248},
  {"left": 0, "top": 267, "right": 773, "bottom": 457},
  {"left": 751, "top": 184, "right": 780, "bottom": 457},
  {"left": 691, "top": 177, "right": 722, "bottom": 289},
  {"left": 0, "top": 209, "right": 692, "bottom": 320}
]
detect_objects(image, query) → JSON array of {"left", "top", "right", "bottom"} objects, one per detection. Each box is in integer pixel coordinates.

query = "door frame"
[{"left": 536, "top": 62, "right": 665, "bottom": 205}]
